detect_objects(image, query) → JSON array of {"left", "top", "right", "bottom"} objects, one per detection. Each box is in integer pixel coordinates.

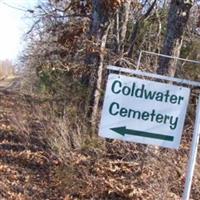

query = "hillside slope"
[{"left": 0, "top": 78, "right": 200, "bottom": 200}]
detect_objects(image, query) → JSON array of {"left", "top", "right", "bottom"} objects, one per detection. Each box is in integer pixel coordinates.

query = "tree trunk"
[
  {"left": 120, "top": 0, "right": 131, "bottom": 52},
  {"left": 88, "top": 0, "right": 111, "bottom": 133},
  {"left": 128, "top": 0, "right": 157, "bottom": 57},
  {"left": 89, "top": 0, "right": 109, "bottom": 39},
  {"left": 91, "top": 25, "right": 111, "bottom": 133},
  {"left": 157, "top": 0, "right": 194, "bottom": 76}
]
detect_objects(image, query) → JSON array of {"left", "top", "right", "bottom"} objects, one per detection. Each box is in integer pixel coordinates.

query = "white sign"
[{"left": 99, "top": 74, "right": 190, "bottom": 149}]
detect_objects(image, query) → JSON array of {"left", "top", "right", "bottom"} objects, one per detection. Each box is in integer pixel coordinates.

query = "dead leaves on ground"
[{"left": 1, "top": 89, "right": 200, "bottom": 200}]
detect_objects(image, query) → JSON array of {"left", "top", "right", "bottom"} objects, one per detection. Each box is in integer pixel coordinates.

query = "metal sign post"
[
  {"left": 135, "top": 51, "right": 200, "bottom": 200},
  {"left": 105, "top": 50, "right": 200, "bottom": 199},
  {"left": 183, "top": 95, "right": 200, "bottom": 200}
]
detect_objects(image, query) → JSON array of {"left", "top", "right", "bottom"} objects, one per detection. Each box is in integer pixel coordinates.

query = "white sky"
[{"left": 0, "top": 0, "right": 38, "bottom": 61}]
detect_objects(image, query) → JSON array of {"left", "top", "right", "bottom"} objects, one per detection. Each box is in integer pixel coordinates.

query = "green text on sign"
[{"left": 99, "top": 73, "right": 190, "bottom": 149}]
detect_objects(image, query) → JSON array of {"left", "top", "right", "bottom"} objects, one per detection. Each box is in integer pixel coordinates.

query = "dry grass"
[{"left": 1, "top": 76, "right": 200, "bottom": 199}]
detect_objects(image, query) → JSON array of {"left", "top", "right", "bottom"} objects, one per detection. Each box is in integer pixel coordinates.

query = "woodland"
[{"left": 1, "top": 0, "right": 200, "bottom": 199}]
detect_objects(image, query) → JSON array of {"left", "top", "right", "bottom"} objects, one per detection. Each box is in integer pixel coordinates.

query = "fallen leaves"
[{"left": 1, "top": 86, "right": 200, "bottom": 200}]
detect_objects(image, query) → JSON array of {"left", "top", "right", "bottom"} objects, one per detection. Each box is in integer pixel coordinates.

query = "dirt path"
[
  {"left": 0, "top": 89, "right": 64, "bottom": 200},
  {"left": 0, "top": 76, "right": 21, "bottom": 91}
]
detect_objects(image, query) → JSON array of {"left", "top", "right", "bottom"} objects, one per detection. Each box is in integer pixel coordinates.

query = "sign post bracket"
[{"left": 107, "top": 65, "right": 200, "bottom": 87}]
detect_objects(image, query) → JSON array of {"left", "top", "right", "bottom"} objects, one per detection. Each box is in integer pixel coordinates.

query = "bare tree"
[
  {"left": 128, "top": 0, "right": 157, "bottom": 57},
  {"left": 157, "top": 0, "right": 194, "bottom": 76},
  {"left": 89, "top": 0, "right": 113, "bottom": 132}
]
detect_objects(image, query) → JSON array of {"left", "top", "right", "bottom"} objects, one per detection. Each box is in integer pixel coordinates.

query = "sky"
[{"left": 0, "top": 0, "right": 38, "bottom": 61}]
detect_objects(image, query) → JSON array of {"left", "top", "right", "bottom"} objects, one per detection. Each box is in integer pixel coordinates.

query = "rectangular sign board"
[{"left": 99, "top": 74, "right": 190, "bottom": 149}]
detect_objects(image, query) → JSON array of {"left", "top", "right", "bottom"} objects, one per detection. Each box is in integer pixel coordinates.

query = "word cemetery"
[{"left": 99, "top": 73, "right": 190, "bottom": 149}]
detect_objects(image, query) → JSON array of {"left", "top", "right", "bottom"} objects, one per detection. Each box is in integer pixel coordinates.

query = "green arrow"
[{"left": 110, "top": 126, "right": 174, "bottom": 141}]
